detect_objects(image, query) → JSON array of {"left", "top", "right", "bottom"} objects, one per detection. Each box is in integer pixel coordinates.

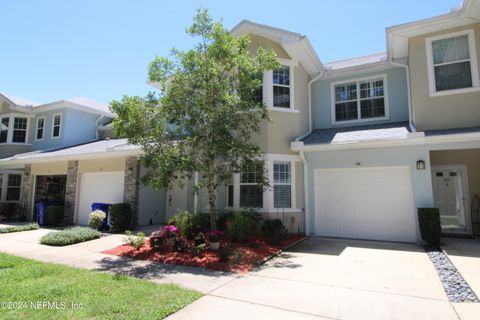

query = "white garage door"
[
  {"left": 77, "top": 172, "right": 125, "bottom": 226},
  {"left": 314, "top": 167, "right": 416, "bottom": 242}
]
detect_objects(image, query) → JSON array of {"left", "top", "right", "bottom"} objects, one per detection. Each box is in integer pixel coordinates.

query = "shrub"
[
  {"left": 227, "top": 213, "right": 259, "bottom": 242},
  {"left": 45, "top": 206, "right": 64, "bottom": 226},
  {"left": 261, "top": 219, "right": 288, "bottom": 244},
  {"left": 207, "top": 230, "right": 224, "bottom": 243},
  {"left": 89, "top": 210, "right": 106, "bottom": 230},
  {"left": 150, "top": 225, "right": 179, "bottom": 252},
  {"left": 217, "top": 212, "right": 234, "bottom": 231},
  {"left": 418, "top": 208, "right": 442, "bottom": 246},
  {"left": 124, "top": 231, "right": 145, "bottom": 251},
  {"left": 0, "top": 223, "right": 39, "bottom": 234},
  {"left": 168, "top": 211, "right": 210, "bottom": 238},
  {"left": 40, "top": 227, "right": 101, "bottom": 246},
  {"left": 172, "top": 237, "right": 190, "bottom": 252},
  {"left": 109, "top": 203, "right": 131, "bottom": 232}
]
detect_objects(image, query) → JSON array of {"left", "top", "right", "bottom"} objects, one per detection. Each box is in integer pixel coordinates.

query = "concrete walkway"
[
  {"left": 442, "top": 237, "right": 480, "bottom": 320},
  {"left": 0, "top": 228, "right": 236, "bottom": 293},
  {"left": 1, "top": 229, "right": 479, "bottom": 319}
]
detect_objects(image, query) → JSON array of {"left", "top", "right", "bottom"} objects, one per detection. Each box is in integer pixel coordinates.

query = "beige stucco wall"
[
  {"left": 247, "top": 34, "right": 310, "bottom": 155},
  {"left": 430, "top": 149, "right": 480, "bottom": 210},
  {"left": 31, "top": 161, "right": 68, "bottom": 175},
  {"left": 0, "top": 101, "right": 10, "bottom": 113},
  {"left": 409, "top": 23, "right": 480, "bottom": 130},
  {"left": 78, "top": 157, "right": 125, "bottom": 173}
]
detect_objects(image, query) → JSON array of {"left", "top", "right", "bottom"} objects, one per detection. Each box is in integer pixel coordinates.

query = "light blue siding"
[
  {"left": 312, "top": 67, "right": 409, "bottom": 129},
  {"left": 31, "top": 109, "right": 67, "bottom": 150},
  {"left": 63, "top": 108, "right": 100, "bottom": 146}
]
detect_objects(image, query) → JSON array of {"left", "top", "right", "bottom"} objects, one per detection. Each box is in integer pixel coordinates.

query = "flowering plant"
[
  {"left": 160, "top": 225, "right": 179, "bottom": 239},
  {"left": 207, "top": 230, "right": 224, "bottom": 242}
]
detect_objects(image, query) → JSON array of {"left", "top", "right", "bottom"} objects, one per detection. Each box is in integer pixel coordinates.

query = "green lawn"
[{"left": 0, "top": 253, "right": 202, "bottom": 320}]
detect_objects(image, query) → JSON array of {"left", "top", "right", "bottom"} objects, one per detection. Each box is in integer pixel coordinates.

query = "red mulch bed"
[{"left": 102, "top": 235, "right": 304, "bottom": 274}]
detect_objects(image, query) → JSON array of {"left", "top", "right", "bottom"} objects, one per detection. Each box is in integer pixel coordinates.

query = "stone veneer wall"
[
  {"left": 21, "top": 164, "right": 32, "bottom": 218},
  {"left": 64, "top": 160, "right": 79, "bottom": 225},
  {"left": 124, "top": 156, "right": 140, "bottom": 228}
]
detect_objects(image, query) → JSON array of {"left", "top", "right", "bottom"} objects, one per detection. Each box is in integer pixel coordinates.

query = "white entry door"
[
  {"left": 165, "top": 180, "right": 188, "bottom": 221},
  {"left": 77, "top": 172, "right": 125, "bottom": 226},
  {"left": 432, "top": 166, "right": 469, "bottom": 232},
  {"left": 314, "top": 167, "right": 416, "bottom": 243}
]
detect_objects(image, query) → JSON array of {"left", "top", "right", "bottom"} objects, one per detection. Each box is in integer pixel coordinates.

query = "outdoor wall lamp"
[{"left": 416, "top": 160, "right": 426, "bottom": 170}]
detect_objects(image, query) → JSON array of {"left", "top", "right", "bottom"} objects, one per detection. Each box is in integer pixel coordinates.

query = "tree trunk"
[{"left": 206, "top": 159, "right": 217, "bottom": 230}]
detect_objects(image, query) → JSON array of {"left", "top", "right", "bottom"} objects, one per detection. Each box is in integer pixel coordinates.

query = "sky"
[{"left": 0, "top": 0, "right": 462, "bottom": 105}]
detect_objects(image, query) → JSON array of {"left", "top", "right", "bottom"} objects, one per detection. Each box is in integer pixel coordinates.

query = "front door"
[
  {"left": 432, "top": 166, "right": 470, "bottom": 233},
  {"left": 165, "top": 180, "right": 188, "bottom": 221}
]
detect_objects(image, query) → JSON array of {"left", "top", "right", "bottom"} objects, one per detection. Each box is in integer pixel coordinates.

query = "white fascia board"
[
  {"left": 33, "top": 101, "right": 115, "bottom": 118},
  {"left": 0, "top": 149, "right": 141, "bottom": 166},
  {"left": 292, "top": 132, "right": 480, "bottom": 152}
]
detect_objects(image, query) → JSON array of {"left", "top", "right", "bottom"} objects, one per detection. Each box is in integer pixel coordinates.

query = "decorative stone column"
[
  {"left": 21, "top": 164, "right": 32, "bottom": 219},
  {"left": 64, "top": 160, "right": 79, "bottom": 225},
  {"left": 124, "top": 156, "right": 140, "bottom": 229}
]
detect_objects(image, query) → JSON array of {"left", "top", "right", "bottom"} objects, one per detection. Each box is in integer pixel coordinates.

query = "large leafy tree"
[{"left": 111, "top": 9, "right": 279, "bottom": 228}]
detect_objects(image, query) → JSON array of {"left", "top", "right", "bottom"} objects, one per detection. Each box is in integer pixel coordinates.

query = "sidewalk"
[{"left": 0, "top": 228, "right": 236, "bottom": 294}]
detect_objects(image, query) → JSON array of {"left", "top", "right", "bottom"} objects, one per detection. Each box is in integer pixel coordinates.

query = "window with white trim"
[
  {"left": 273, "top": 162, "right": 291, "bottom": 208},
  {"left": 52, "top": 114, "right": 61, "bottom": 138},
  {"left": 239, "top": 162, "right": 263, "bottom": 208},
  {"left": 0, "top": 117, "right": 9, "bottom": 143},
  {"left": 426, "top": 30, "right": 479, "bottom": 94},
  {"left": 36, "top": 117, "right": 45, "bottom": 140},
  {"left": 273, "top": 66, "right": 291, "bottom": 108},
  {"left": 333, "top": 76, "right": 386, "bottom": 123},
  {"left": 226, "top": 174, "right": 234, "bottom": 207},
  {"left": 12, "top": 117, "right": 28, "bottom": 143},
  {"left": 6, "top": 174, "right": 21, "bottom": 201}
]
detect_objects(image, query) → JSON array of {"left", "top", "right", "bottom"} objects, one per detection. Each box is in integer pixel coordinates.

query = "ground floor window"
[
  {"left": 6, "top": 174, "right": 22, "bottom": 201},
  {"left": 239, "top": 162, "right": 264, "bottom": 208},
  {"left": 273, "top": 162, "right": 291, "bottom": 208}
]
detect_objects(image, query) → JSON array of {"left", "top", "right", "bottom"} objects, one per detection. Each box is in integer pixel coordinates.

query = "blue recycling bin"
[
  {"left": 91, "top": 203, "right": 111, "bottom": 231},
  {"left": 35, "top": 201, "right": 49, "bottom": 226}
]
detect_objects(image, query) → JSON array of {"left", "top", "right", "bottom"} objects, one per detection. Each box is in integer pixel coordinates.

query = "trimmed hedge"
[
  {"left": 40, "top": 227, "right": 101, "bottom": 246},
  {"left": 418, "top": 208, "right": 442, "bottom": 246},
  {"left": 0, "top": 223, "right": 39, "bottom": 234},
  {"left": 109, "top": 203, "right": 131, "bottom": 233},
  {"left": 45, "top": 205, "right": 64, "bottom": 226}
]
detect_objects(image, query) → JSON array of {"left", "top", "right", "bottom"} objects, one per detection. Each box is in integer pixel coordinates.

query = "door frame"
[{"left": 431, "top": 165, "right": 471, "bottom": 234}]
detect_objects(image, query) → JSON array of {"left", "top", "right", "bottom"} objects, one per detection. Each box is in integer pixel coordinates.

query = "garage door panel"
[
  {"left": 314, "top": 167, "right": 416, "bottom": 243},
  {"left": 77, "top": 172, "right": 125, "bottom": 226}
]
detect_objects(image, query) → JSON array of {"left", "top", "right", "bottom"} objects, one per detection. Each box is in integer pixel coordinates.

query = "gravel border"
[{"left": 424, "top": 245, "right": 479, "bottom": 303}]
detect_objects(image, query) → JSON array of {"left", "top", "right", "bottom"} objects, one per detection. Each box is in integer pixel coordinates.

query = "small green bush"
[
  {"left": 261, "top": 219, "right": 287, "bottom": 244},
  {"left": 0, "top": 223, "right": 39, "bottom": 234},
  {"left": 109, "top": 203, "right": 131, "bottom": 233},
  {"left": 217, "top": 212, "right": 234, "bottom": 231},
  {"left": 418, "top": 208, "right": 442, "bottom": 246},
  {"left": 40, "top": 227, "right": 101, "bottom": 246},
  {"left": 45, "top": 206, "right": 64, "bottom": 226},
  {"left": 89, "top": 210, "right": 106, "bottom": 230},
  {"left": 168, "top": 211, "right": 210, "bottom": 238},
  {"left": 124, "top": 231, "right": 145, "bottom": 251},
  {"left": 227, "top": 213, "right": 259, "bottom": 242}
]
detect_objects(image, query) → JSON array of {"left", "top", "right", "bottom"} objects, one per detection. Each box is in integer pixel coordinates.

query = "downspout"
[
  {"left": 389, "top": 61, "right": 416, "bottom": 132},
  {"left": 95, "top": 115, "right": 104, "bottom": 140},
  {"left": 299, "top": 150, "right": 310, "bottom": 235}
]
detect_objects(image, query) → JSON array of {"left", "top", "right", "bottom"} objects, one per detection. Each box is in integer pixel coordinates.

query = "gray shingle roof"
[
  {"left": 424, "top": 126, "right": 480, "bottom": 136},
  {"left": 0, "top": 139, "right": 139, "bottom": 162},
  {"left": 302, "top": 122, "right": 411, "bottom": 145},
  {"left": 324, "top": 52, "right": 387, "bottom": 71}
]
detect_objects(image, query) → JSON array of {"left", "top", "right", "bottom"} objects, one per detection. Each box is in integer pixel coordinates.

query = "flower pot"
[{"left": 209, "top": 241, "right": 220, "bottom": 250}]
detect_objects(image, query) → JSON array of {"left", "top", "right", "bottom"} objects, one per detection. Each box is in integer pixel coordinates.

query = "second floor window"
[
  {"left": 273, "top": 66, "right": 291, "bottom": 108},
  {"left": 333, "top": 76, "right": 386, "bottom": 123},
  {"left": 427, "top": 30, "right": 479, "bottom": 95},
  {"left": 36, "top": 117, "right": 45, "bottom": 140},
  {"left": 52, "top": 114, "right": 62, "bottom": 138},
  {"left": 0, "top": 117, "right": 8, "bottom": 143},
  {"left": 12, "top": 117, "right": 27, "bottom": 143}
]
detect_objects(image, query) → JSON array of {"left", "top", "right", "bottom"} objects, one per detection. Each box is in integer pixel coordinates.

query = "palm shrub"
[
  {"left": 168, "top": 211, "right": 210, "bottom": 238},
  {"left": 227, "top": 213, "right": 259, "bottom": 242},
  {"left": 109, "top": 203, "right": 131, "bottom": 232},
  {"left": 45, "top": 205, "right": 64, "bottom": 226}
]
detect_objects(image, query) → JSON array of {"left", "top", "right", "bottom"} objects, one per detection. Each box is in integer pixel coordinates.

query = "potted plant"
[{"left": 207, "top": 230, "right": 223, "bottom": 250}]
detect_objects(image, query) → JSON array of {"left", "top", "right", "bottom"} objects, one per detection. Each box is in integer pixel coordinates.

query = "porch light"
[{"left": 416, "top": 160, "right": 426, "bottom": 170}]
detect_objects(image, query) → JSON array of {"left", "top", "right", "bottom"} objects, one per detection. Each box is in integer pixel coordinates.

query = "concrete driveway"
[{"left": 169, "top": 237, "right": 460, "bottom": 320}]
